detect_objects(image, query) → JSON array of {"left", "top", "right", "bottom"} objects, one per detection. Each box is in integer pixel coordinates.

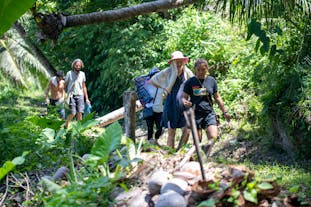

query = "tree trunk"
[
  {"left": 65, "top": 0, "right": 197, "bottom": 27},
  {"left": 123, "top": 91, "right": 138, "bottom": 142},
  {"left": 271, "top": 112, "right": 295, "bottom": 159},
  {"left": 35, "top": 0, "right": 198, "bottom": 40}
]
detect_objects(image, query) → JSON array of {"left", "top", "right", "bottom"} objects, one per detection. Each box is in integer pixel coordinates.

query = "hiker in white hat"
[{"left": 150, "top": 51, "right": 194, "bottom": 149}]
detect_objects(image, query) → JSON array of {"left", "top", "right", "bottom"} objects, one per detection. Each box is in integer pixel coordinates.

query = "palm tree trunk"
[
  {"left": 65, "top": 0, "right": 197, "bottom": 27},
  {"left": 35, "top": 0, "right": 198, "bottom": 40}
]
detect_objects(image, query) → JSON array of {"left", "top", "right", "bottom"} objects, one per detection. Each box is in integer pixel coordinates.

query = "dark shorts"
[
  {"left": 195, "top": 111, "right": 217, "bottom": 129},
  {"left": 50, "top": 99, "right": 60, "bottom": 106},
  {"left": 69, "top": 95, "right": 84, "bottom": 114}
]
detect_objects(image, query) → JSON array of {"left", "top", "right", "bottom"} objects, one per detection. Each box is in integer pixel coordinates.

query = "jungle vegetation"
[{"left": 0, "top": 0, "right": 310, "bottom": 206}]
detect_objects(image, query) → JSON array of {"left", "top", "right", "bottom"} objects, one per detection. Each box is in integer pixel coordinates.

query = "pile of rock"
[
  {"left": 113, "top": 160, "right": 287, "bottom": 207},
  {"left": 150, "top": 161, "right": 285, "bottom": 207}
]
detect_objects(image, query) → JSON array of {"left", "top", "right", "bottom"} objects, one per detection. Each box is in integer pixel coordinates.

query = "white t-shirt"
[{"left": 65, "top": 70, "right": 86, "bottom": 96}]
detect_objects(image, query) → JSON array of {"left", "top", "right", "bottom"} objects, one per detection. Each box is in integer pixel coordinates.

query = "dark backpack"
[{"left": 134, "top": 67, "right": 160, "bottom": 106}]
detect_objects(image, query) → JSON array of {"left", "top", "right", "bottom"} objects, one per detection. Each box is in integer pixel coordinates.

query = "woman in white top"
[{"left": 144, "top": 68, "right": 164, "bottom": 141}]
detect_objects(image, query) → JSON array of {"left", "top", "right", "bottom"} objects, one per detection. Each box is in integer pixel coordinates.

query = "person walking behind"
[
  {"left": 45, "top": 70, "right": 65, "bottom": 119},
  {"left": 150, "top": 51, "right": 194, "bottom": 149},
  {"left": 182, "top": 58, "right": 230, "bottom": 154},
  {"left": 64, "top": 59, "right": 90, "bottom": 128},
  {"left": 144, "top": 68, "right": 164, "bottom": 143}
]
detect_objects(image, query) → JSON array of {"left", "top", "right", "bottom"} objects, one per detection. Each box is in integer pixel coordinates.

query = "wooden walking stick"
[{"left": 183, "top": 107, "right": 206, "bottom": 181}]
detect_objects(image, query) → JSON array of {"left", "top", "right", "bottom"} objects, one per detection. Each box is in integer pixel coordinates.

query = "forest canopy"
[{"left": 0, "top": 0, "right": 310, "bottom": 206}]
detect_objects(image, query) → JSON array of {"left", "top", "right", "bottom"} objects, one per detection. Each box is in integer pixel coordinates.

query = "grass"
[{"left": 246, "top": 162, "right": 311, "bottom": 198}]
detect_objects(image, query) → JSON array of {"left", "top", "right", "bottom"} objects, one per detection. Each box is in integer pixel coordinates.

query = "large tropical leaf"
[
  {"left": 0, "top": 0, "right": 35, "bottom": 36},
  {"left": 91, "top": 122, "right": 122, "bottom": 163}
]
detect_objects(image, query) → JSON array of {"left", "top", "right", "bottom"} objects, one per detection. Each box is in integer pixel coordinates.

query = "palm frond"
[
  {"left": 0, "top": 28, "right": 51, "bottom": 88},
  {"left": 8, "top": 35, "right": 51, "bottom": 79},
  {"left": 0, "top": 39, "right": 27, "bottom": 87},
  {"left": 215, "top": 0, "right": 311, "bottom": 22}
]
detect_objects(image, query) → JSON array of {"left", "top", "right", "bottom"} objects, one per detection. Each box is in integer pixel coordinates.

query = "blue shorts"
[{"left": 69, "top": 95, "right": 84, "bottom": 114}]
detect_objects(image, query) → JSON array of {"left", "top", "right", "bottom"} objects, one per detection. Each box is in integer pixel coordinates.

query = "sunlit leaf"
[
  {"left": 40, "top": 128, "right": 56, "bottom": 143},
  {"left": 0, "top": 0, "right": 35, "bottom": 36},
  {"left": 289, "top": 185, "right": 300, "bottom": 193},
  {"left": 40, "top": 177, "right": 66, "bottom": 194},
  {"left": 243, "top": 189, "right": 258, "bottom": 204},
  {"left": 0, "top": 161, "right": 15, "bottom": 180},
  {"left": 0, "top": 151, "right": 29, "bottom": 180},
  {"left": 257, "top": 182, "right": 274, "bottom": 190},
  {"left": 197, "top": 198, "right": 216, "bottom": 207},
  {"left": 91, "top": 122, "right": 122, "bottom": 162}
]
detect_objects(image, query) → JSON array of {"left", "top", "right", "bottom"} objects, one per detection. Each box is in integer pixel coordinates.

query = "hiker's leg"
[
  {"left": 167, "top": 128, "right": 176, "bottom": 148},
  {"left": 65, "top": 97, "right": 77, "bottom": 128},
  {"left": 154, "top": 112, "right": 163, "bottom": 139},
  {"left": 206, "top": 125, "right": 218, "bottom": 140},
  {"left": 197, "top": 128, "right": 203, "bottom": 142},
  {"left": 75, "top": 95, "right": 85, "bottom": 122},
  {"left": 177, "top": 127, "right": 190, "bottom": 149},
  {"left": 146, "top": 117, "right": 154, "bottom": 140},
  {"left": 201, "top": 125, "right": 217, "bottom": 156},
  {"left": 65, "top": 113, "right": 75, "bottom": 128},
  {"left": 77, "top": 112, "right": 83, "bottom": 121}
]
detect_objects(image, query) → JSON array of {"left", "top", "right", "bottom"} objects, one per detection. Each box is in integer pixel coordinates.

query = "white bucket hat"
[{"left": 168, "top": 51, "right": 189, "bottom": 64}]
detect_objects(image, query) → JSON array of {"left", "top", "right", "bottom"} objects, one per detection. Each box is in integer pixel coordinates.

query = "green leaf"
[
  {"left": 247, "top": 181, "right": 257, "bottom": 189},
  {"left": 247, "top": 19, "right": 260, "bottom": 40},
  {"left": 0, "top": 161, "right": 15, "bottom": 180},
  {"left": 197, "top": 198, "right": 216, "bottom": 207},
  {"left": 257, "top": 182, "right": 274, "bottom": 190},
  {"left": 91, "top": 122, "right": 122, "bottom": 163},
  {"left": 255, "top": 39, "right": 261, "bottom": 52},
  {"left": 243, "top": 189, "right": 258, "bottom": 204},
  {"left": 0, "top": 0, "right": 36, "bottom": 36},
  {"left": 0, "top": 151, "right": 29, "bottom": 180},
  {"left": 274, "top": 26, "right": 283, "bottom": 35},
  {"left": 40, "top": 128, "right": 56, "bottom": 143},
  {"left": 40, "top": 178, "right": 66, "bottom": 194},
  {"left": 250, "top": 21, "right": 262, "bottom": 37},
  {"left": 270, "top": 45, "right": 277, "bottom": 56},
  {"left": 88, "top": 177, "right": 110, "bottom": 189},
  {"left": 289, "top": 185, "right": 300, "bottom": 193}
]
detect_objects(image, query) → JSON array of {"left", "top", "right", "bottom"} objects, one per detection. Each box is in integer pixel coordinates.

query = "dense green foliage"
[
  {"left": 25, "top": 5, "right": 310, "bottom": 157},
  {"left": 0, "top": 0, "right": 310, "bottom": 205}
]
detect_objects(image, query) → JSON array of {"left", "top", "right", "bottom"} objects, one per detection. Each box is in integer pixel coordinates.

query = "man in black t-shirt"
[{"left": 181, "top": 58, "right": 230, "bottom": 154}]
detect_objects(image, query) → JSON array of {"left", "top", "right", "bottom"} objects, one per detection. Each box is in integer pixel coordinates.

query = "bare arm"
[
  {"left": 45, "top": 81, "right": 51, "bottom": 104},
  {"left": 82, "top": 82, "right": 90, "bottom": 104},
  {"left": 213, "top": 92, "right": 230, "bottom": 122},
  {"left": 182, "top": 92, "right": 192, "bottom": 107}
]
